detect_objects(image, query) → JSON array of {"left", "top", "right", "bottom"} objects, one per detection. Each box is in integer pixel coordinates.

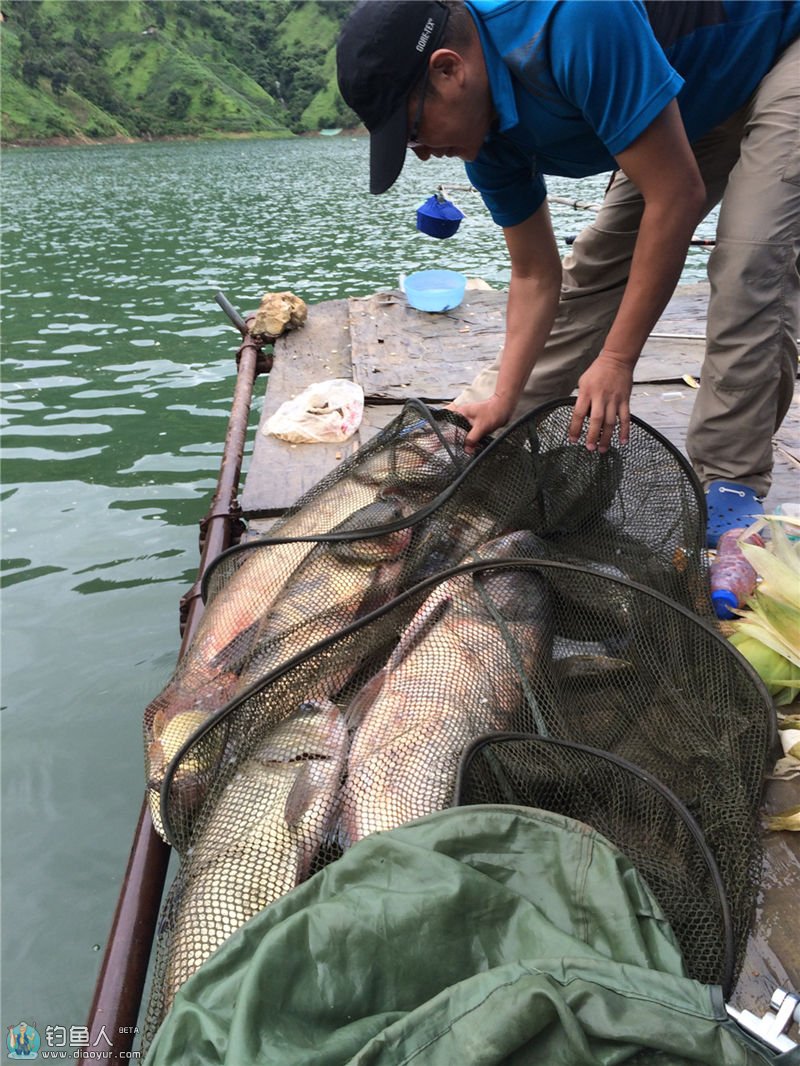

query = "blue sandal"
[{"left": 705, "top": 480, "right": 764, "bottom": 548}]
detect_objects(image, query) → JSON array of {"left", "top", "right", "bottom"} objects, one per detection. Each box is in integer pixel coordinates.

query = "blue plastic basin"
[{"left": 403, "top": 269, "right": 467, "bottom": 313}]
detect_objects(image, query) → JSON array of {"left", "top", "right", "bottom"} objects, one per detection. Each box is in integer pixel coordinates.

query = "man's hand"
[
  {"left": 563, "top": 100, "right": 705, "bottom": 453},
  {"left": 568, "top": 349, "right": 634, "bottom": 452},
  {"left": 447, "top": 204, "right": 562, "bottom": 454},
  {"left": 447, "top": 393, "right": 515, "bottom": 454}
]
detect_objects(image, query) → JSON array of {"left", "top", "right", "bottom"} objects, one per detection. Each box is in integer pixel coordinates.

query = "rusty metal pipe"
[
  {"left": 81, "top": 305, "right": 267, "bottom": 1063},
  {"left": 215, "top": 289, "right": 248, "bottom": 335}
]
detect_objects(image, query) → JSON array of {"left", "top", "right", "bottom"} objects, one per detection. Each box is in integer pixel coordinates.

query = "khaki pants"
[{"left": 454, "top": 38, "right": 800, "bottom": 496}]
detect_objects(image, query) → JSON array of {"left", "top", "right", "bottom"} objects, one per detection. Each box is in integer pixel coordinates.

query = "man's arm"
[
  {"left": 451, "top": 199, "right": 562, "bottom": 451},
  {"left": 569, "top": 100, "right": 707, "bottom": 451},
  {"left": 453, "top": 100, "right": 706, "bottom": 453}
]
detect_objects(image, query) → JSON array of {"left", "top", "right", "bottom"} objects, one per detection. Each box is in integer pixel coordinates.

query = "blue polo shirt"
[{"left": 465, "top": 0, "right": 800, "bottom": 226}]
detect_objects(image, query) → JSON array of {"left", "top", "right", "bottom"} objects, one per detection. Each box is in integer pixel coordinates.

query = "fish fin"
[
  {"left": 390, "top": 585, "right": 452, "bottom": 665},
  {"left": 208, "top": 616, "right": 263, "bottom": 672},
  {"left": 344, "top": 668, "right": 388, "bottom": 731},
  {"left": 149, "top": 706, "right": 168, "bottom": 738},
  {"left": 284, "top": 762, "right": 325, "bottom": 827},
  {"left": 328, "top": 796, "right": 357, "bottom": 853},
  {"left": 147, "top": 738, "right": 165, "bottom": 777},
  {"left": 333, "top": 819, "right": 354, "bottom": 853}
]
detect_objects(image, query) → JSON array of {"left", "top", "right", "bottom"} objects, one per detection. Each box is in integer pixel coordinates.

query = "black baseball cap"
[{"left": 337, "top": 1, "right": 450, "bottom": 194}]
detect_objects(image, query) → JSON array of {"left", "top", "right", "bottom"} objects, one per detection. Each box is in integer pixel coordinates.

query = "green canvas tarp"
[{"left": 144, "top": 806, "right": 797, "bottom": 1066}]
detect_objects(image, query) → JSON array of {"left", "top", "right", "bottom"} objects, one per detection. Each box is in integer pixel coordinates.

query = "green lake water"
[{"left": 0, "top": 135, "right": 717, "bottom": 1038}]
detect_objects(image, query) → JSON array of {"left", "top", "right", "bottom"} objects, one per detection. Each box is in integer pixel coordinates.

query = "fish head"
[
  {"left": 466, "top": 532, "right": 553, "bottom": 628},
  {"left": 150, "top": 709, "right": 210, "bottom": 765},
  {"left": 473, "top": 565, "right": 551, "bottom": 622},
  {"left": 328, "top": 497, "right": 413, "bottom": 568},
  {"left": 253, "top": 698, "right": 348, "bottom": 762},
  {"left": 146, "top": 671, "right": 239, "bottom": 740},
  {"left": 405, "top": 507, "right": 504, "bottom": 585},
  {"left": 393, "top": 417, "right": 473, "bottom": 488},
  {"left": 320, "top": 498, "right": 414, "bottom": 622},
  {"left": 357, "top": 417, "right": 473, "bottom": 501},
  {"left": 468, "top": 529, "right": 546, "bottom": 565}
]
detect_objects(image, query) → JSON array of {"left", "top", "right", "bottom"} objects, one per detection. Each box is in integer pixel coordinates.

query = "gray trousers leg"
[
  {"left": 688, "top": 38, "right": 800, "bottom": 495},
  {"left": 453, "top": 38, "right": 800, "bottom": 495}
]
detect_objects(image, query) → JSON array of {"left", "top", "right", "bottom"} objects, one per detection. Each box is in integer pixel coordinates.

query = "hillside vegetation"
[{"left": 1, "top": 0, "right": 357, "bottom": 144}]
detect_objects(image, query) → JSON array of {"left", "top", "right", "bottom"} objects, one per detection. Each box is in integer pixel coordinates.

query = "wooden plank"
[
  {"left": 637, "top": 337, "right": 704, "bottom": 381},
  {"left": 629, "top": 382, "right": 696, "bottom": 445},
  {"left": 630, "top": 379, "right": 799, "bottom": 512},
  {"left": 242, "top": 299, "right": 359, "bottom": 516},
  {"left": 733, "top": 772, "right": 800, "bottom": 1016},
  {"left": 242, "top": 295, "right": 434, "bottom": 516},
  {"left": 349, "top": 289, "right": 505, "bottom": 402},
  {"left": 360, "top": 402, "right": 408, "bottom": 439},
  {"left": 653, "top": 281, "right": 711, "bottom": 326},
  {"left": 245, "top": 403, "right": 408, "bottom": 537},
  {"left": 348, "top": 285, "right": 707, "bottom": 395},
  {"left": 244, "top": 281, "right": 796, "bottom": 515}
]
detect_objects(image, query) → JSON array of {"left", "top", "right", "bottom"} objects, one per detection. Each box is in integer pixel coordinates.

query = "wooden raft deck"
[
  {"left": 242, "top": 282, "right": 799, "bottom": 517},
  {"left": 240, "top": 282, "right": 799, "bottom": 1023}
]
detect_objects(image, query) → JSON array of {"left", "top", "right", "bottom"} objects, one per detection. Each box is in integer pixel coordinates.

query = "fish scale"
[
  {"left": 336, "top": 531, "right": 554, "bottom": 848},
  {"left": 160, "top": 699, "right": 349, "bottom": 1014}
]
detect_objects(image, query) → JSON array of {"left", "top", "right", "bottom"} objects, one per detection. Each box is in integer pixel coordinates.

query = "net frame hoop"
[
  {"left": 201, "top": 396, "right": 707, "bottom": 602},
  {"left": 161, "top": 556, "right": 776, "bottom": 846},
  {"left": 201, "top": 400, "right": 477, "bottom": 602},
  {"left": 520, "top": 396, "right": 708, "bottom": 526},
  {"left": 454, "top": 729, "right": 737, "bottom": 994}
]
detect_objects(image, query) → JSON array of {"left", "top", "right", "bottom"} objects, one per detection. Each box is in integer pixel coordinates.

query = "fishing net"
[
  {"left": 142, "top": 399, "right": 708, "bottom": 845},
  {"left": 142, "top": 401, "right": 533, "bottom": 843},
  {"left": 456, "top": 734, "right": 735, "bottom": 991},
  {"left": 140, "top": 399, "right": 773, "bottom": 1048}
]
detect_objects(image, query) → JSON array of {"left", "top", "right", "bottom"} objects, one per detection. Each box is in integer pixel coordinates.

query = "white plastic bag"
[{"left": 263, "top": 379, "right": 364, "bottom": 444}]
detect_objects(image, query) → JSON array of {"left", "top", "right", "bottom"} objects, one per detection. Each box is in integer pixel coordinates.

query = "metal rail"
[{"left": 80, "top": 294, "right": 270, "bottom": 1063}]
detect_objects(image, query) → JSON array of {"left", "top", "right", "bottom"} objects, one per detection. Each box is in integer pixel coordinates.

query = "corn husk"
[
  {"left": 777, "top": 716, "right": 800, "bottom": 760},
  {"left": 780, "top": 730, "right": 800, "bottom": 760},
  {"left": 726, "top": 515, "right": 800, "bottom": 705},
  {"left": 728, "top": 632, "right": 800, "bottom": 704},
  {"left": 766, "top": 804, "right": 800, "bottom": 832}
]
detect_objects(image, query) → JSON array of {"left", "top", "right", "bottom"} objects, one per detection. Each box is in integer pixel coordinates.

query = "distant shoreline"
[{"left": 1, "top": 127, "right": 366, "bottom": 149}]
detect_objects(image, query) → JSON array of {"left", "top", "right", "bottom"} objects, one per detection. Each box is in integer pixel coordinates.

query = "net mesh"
[
  {"left": 140, "top": 400, "right": 773, "bottom": 1046},
  {"left": 455, "top": 734, "right": 735, "bottom": 991}
]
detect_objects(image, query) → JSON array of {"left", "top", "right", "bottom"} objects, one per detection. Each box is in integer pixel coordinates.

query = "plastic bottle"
[
  {"left": 774, "top": 502, "right": 800, "bottom": 542},
  {"left": 710, "top": 528, "right": 764, "bottom": 619}
]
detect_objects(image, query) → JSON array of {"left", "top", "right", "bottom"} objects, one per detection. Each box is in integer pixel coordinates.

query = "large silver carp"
[
  {"left": 148, "top": 496, "right": 414, "bottom": 841},
  {"left": 336, "top": 531, "right": 553, "bottom": 846},
  {"left": 160, "top": 699, "right": 348, "bottom": 1014}
]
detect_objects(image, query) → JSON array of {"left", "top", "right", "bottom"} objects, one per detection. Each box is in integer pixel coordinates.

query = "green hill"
[{"left": 0, "top": 0, "right": 357, "bottom": 144}]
